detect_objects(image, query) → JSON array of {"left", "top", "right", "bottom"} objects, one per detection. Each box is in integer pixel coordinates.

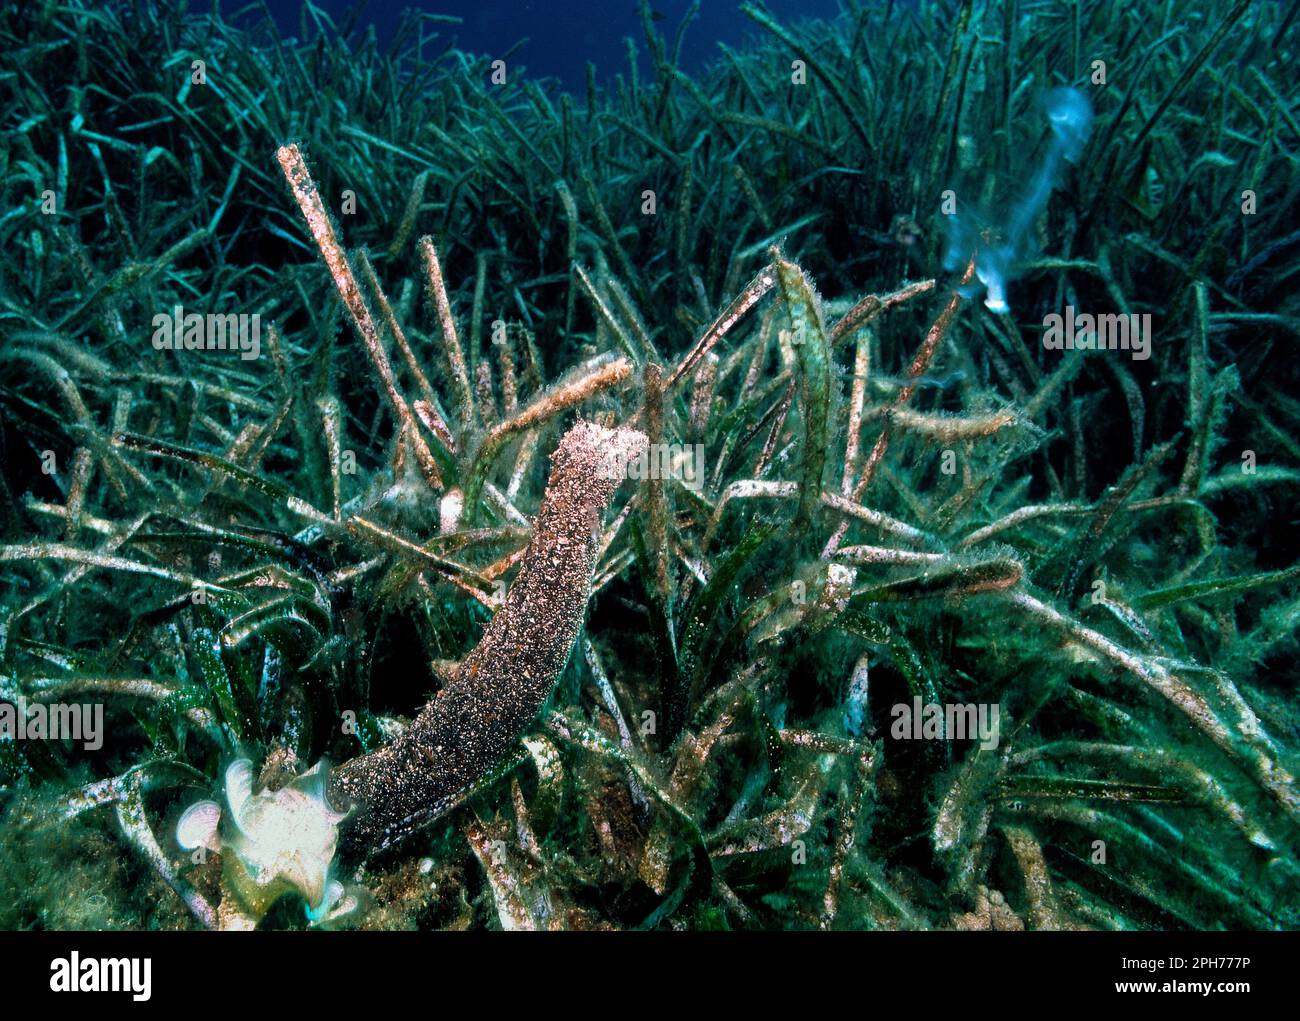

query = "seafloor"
[{"left": 0, "top": 0, "right": 1297, "bottom": 930}]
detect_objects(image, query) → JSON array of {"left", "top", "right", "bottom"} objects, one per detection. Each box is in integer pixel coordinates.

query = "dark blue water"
[{"left": 252, "top": 0, "right": 850, "bottom": 89}]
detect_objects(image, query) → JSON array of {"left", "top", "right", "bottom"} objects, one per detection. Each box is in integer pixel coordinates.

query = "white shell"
[
  {"left": 176, "top": 800, "right": 222, "bottom": 851},
  {"left": 177, "top": 756, "right": 356, "bottom": 922},
  {"left": 224, "top": 758, "right": 255, "bottom": 832}
]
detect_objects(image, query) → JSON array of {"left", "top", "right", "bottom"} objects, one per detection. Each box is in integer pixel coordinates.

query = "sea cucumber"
[{"left": 327, "top": 420, "right": 647, "bottom": 850}]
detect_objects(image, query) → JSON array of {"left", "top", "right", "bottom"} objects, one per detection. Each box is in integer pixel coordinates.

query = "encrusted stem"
[{"left": 275, "top": 143, "right": 442, "bottom": 490}]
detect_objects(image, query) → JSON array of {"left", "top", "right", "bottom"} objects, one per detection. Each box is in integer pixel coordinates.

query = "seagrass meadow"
[{"left": 0, "top": 0, "right": 1298, "bottom": 932}]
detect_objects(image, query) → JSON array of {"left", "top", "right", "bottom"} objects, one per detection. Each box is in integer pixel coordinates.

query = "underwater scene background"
[{"left": 0, "top": 0, "right": 1298, "bottom": 931}]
